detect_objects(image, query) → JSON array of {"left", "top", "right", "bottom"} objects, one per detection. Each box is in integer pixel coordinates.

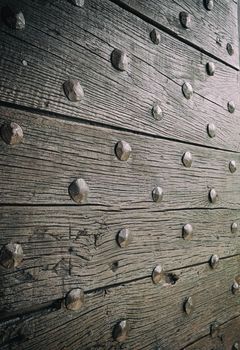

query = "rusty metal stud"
[
  {"left": 209, "top": 254, "right": 219, "bottom": 269},
  {"left": 63, "top": 78, "right": 84, "bottom": 102},
  {"left": 228, "top": 101, "right": 235, "bottom": 113},
  {"left": 184, "top": 297, "right": 194, "bottom": 315},
  {"left": 233, "top": 342, "right": 239, "bottom": 350},
  {"left": 68, "top": 178, "right": 89, "bottom": 204},
  {"left": 231, "top": 222, "right": 238, "bottom": 234},
  {"left": 65, "top": 288, "right": 84, "bottom": 310},
  {"left": 111, "top": 49, "right": 129, "bottom": 71},
  {"left": 0, "top": 243, "right": 23, "bottom": 269},
  {"left": 152, "top": 103, "right": 163, "bottom": 120},
  {"left": 182, "top": 224, "right": 193, "bottom": 240},
  {"left": 113, "top": 320, "right": 128, "bottom": 342},
  {"left": 179, "top": 12, "right": 191, "bottom": 29},
  {"left": 182, "top": 151, "right": 193, "bottom": 168},
  {"left": 69, "top": 0, "right": 84, "bottom": 7},
  {"left": 232, "top": 281, "right": 239, "bottom": 295},
  {"left": 1, "top": 122, "right": 23, "bottom": 145},
  {"left": 152, "top": 186, "right": 163, "bottom": 203},
  {"left": 209, "top": 188, "right": 218, "bottom": 204},
  {"left": 206, "top": 62, "right": 215, "bottom": 76},
  {"left": 182, "top": 82, "right": 193, "bottom": 99},
  {"left": 207, "top": 123, "right": 216, "bottom": 138},
  {"left": 229, "top": 160, "right": 237, "bottom": 174},
  {"left": 210, "top": 321, "right": 220, "bottom": 338},
  {"left": 150, "top": 29, "right": 161, "bottom": 45},
  {"left": 204, "top": 0, "right": 214, "bottom": 10},
  {"left": 117, "top": 228, "right": 131, "bottom": 248},
  {"left": 115, "top": 140, "right": 132, "bottom": 161},
  {"left": 1, "top": 6, "right": 25, "bottom": 30},
  {"left": 226, "top": 43, "right": 234, "bottom": 56},
  {"left": 152, "top": 264, "right": 164, "bottom": 284}
]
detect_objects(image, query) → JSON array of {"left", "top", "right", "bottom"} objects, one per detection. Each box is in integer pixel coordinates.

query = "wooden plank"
[
  {"left": 113, "top": 0, "right": 239, "bottom": 68},
  {"left": 1, "top": 256, "right": 240, "bottom": 349},
  {"left": 0, "top": 0, "right": 239, "bottom": 151},
  {"left": 1, "top": 205, "right": 240, "bottom": 313}
]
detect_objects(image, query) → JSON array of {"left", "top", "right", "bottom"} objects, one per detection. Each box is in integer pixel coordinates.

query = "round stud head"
[
  {"left": 115, "top": 140, "right": 132, "bottom": 161},
  {"left": 232, "top": 281, "right": 239, "bottom": 295},
  {"left": 117, "top": 228, "right": 131, "bottom": 248},
  {"left": 210, "top": 321, "right": 220, "bottom": 338},
  {"left": 226, "top": 43, "right": 234, "bottom": 56},
  {"left": 152, "top": 103, "right": 163, "bottom": 120},
  {"left": 233, "top": 342, "right": 239, "bottom": 350},
  {"left": 111, "top": 49, "right": 129, "bottom": 71},
  {"left": 179, "top": 11, "right": 191, "bottom": 29},
  {"left": 204, "top": 0, "right": 214, "bottom": 10},
  {"left": 182, "top": 82, "right": 193, "bottom": 99},
  {"left": 113, "top": 320, "right": 128, "bottom": 342},
  {"left": 69, "top": 0, "right": 84, "bottom": 6},
  {"left": 152, "top": 186, "right": 163, "bottom": 203},
  {"left": 182, "top": 151, "right": 193, "bottom": 168},
  {"left": 63, "top": 78, "right": 84, "bottom": 102},
  {"left": 152, "top": 264, "right": 164, "bottom": 284},
  {"left": 68, "top": 178, "right": 89, "bottom": 204},
  {"left": 229, "top": 160, "right": 237, "bottom": 174},
  {"left": 0, "top": 243, "right": 23, "bottom": 269},
  {"left": 209, "top": 254, "right": 219, "bottom": 269},
  {"left": 182, "top": 224, "right": 193, "bottom": 240},
  {"left": 209, "top": 188, "right": 218, "bottom": 204},
  {"left": 1, "top": 6, "right": 25, "bottom": 30},
  {"left": 231, "top": 222, "right": 238, "bottom": 234},
  {"left": 65, "top": 288, "right": 84, "bottom": 311},
  {"left": 1, "top": 122, "right": 23, "bottom": 145},
  {"left": 184, "top": 297, "right": 194, "bottom": 315},
  {"left": 206, "top": 62, "right": 215, "bottom": 76},
  {"left": 228, "top": 101, "right": 235, "bottom": 113},
  {"left": 207, "top": 123, "right": 216, "bottom": 138},
  {"left": 150, "top": 29, "right": 161, "bottom": 45}
]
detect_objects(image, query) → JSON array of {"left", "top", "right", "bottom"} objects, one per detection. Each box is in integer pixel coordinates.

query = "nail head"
[
  {"left": 111, "top": 49, "right": 129, "bottom": 71},
  {"left": 1, "top": 122, "right": 23, "bottom": 145},
  {"left": 233, "top": 343, "right": 239, "bottom": 350},
  {"left": 210, "top": 321, "right": 220, "bottom": 338},
  {"left": 65, "top": 288, "right": 84, "bottom": 310},
  {"left": 150, "top": 29, "right": 161, "bottom": 45},
  {"left": 182, "top": 224, "right": 193, "bottom": 240},
  {"left": 179, "top": 12, "right": 191, "bottom": 29},
  {"left": 0, "top": 243, "right": 23, "bottom": 269},
  {"left": 229, "top": 160, "right": 237, "bottom": 173},
  {"left": 228, "top": 101, "right": 235, "bottom": 113},
  {"left": 232, "top": 281, "right": 239, "bottom": 295},
  {"left": 2, "top": 6, "right": 25, "bottom": 30},
  {"left": 206, "top": 62, "right": 215, "bottom": 76},
  {"left": 152, "top": 103, "right": 163, "bottom": 120},
  {"left": 117, "top": 228, "right": 131, "bottom": 248},
  {"left": 226, "top": 43, "right": 234, "bottom": 56},
  {"left": 68, "top": 178, "right": 89, "bottom": 204},
  {"left": 182, "top": 82, "right": 193, "bottom": 99},
  {"left": 184, "top": 297, "right": 194, "bottom": 315},
  {"left": 209, "top": 188, "right": 218, "bottom": 204},
  {"left": 207, "top": 123, "right": 216, "bottom": 138},
  {"left": 182, "top": 151, "right": 193, "bottom": 168},
  {"left": 209, "top": 254, "right": 219, "bottom": 269},
  {"left": 63, "top": 78, "right": 84, "bottom": 102},
  {"left": 69, "top": 0, "right": 84, "bottom": 6},
  {"left": 231, "top": 222, "right": 238, "bottom": 234},
  {"left": 152, "top": 186, "right": 163, "bottom": 203},
  {"left": 113, "top": 320, "right": 128, "bottom": 342},
  {"left": 204, "top": 0, "right": 214, "bottom": 10},
  {"left": 152, "top": 264, "right": 164, "bottom": 284},
  {"left": 115, "top": 140, "right": 132, "bottom": 161}
]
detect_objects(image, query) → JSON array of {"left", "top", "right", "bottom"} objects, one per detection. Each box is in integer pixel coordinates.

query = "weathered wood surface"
[
  {"left": 1, "top": 205, "right": 240, "bottom": 313},
  {"left": 0, "top": 0, "right": 239, "bottom": 152},
  {"left": 1, "top": 256, "right": 240, "bottom": 350},
  {"left": 112, "top": 0, "right": 239, "bottom": 68}
]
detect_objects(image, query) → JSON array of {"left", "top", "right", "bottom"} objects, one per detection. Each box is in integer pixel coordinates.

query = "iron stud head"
[
  {"left": 210, "top": 321, "right": 220, "bottom": 338},
  {"left": 0, "top": 243, "right": 23, "bottom": 269},
  {"left": 228, "top": 101, "right": 235, "bottom": 113},
  {"left": 206, "top": 62, "right": 215, "bottom": 76},
  {"left": 1, "top": 6, "right": 25, "bottom": 30},
  {"left": 65, "top": 288, "right": 84, "bottom": 311},
  {"left": 150, "top": 29, "right": 161, "bottom": 45},
  {"left": 233, "top": 342, "right": 239, "bottom": 350},
  {"left": 111, "top": 49, "right": 129, "bottom": 71},
  {"left": 1, "top": 122, "right": 23, "bottom": 145},
  {"left": 209, "top": 254, "right": 219, "bottom": 269},
  {"left": 209, "top": 188, "right": 218, "bottom": 204},
  {"left": 68, "top": 178, "right": 89, "bottom": 204},
  {"left": 182, "top": 224, "right": 193, "bottom": 240},
  {"left": 231, "top": 222, "right": 238, "bottom": 234},
  {"left": 182, "top": 82, "right": 193, "bottom": 99},
  {"left": 184, "top": 297, "right": 194, "bottom": 315},
  {"left": 182, "top": 151, "right": 193, "bottom": 168},
  {"left": 115, "top": 140, "right": 132, "bottom": 161},
  {"left": 152, "top": 103, "right": 163, "bottom": 120},
  {"left": 179, "top": 12, "right": 191, "bottom": 29},
  {"left": 152, "top": 186, "right": 163, "bottom": 203},
  {"left": 207, "top": 123, "right": 216, "bottom": 138},
  {"left": 117, "top": 228, "right": 131, "bottom": 248},
  {"left": 63, "top": 78, "right": 84, "bottom": 102},
  {"left": 152, "top": 264, "right": 164, "bottom": 284},
  {"left": 229, "top": 160, "right": 237, "bottom": 173},
  {"left": 69, "top": 0, "right": 84, "bottom": 6},
  {"left": 232, "top": 281, "right": 239, "bottom": 295},
  {"left": 226, "top": 43, "right": 234, "bottom": 56},
  {"left": 113, "top": 320, "right": 128, "bottom": 342},
  {"left": 204, "top": 0, "right": 214, "bottom": 10}
]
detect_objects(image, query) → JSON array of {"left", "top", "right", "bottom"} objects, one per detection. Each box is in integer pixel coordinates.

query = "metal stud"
[
  {"left": 65, "top": 288, "right": 84, "bottom": 311},
  {"left": 231, "top": 222, "right": 238, "bottom": 234},
  {"left": 1, "top": 122, "right": 23, "bottom": 145},
  {"left": 182, "top": 224, "right": 193, "bottom": 240},
  {"left": 228, "top": 101, "right": 235, "bottom": 113},
  {"left": 184, "top": 297, "right": 194, "bottom": 315},
  {"left": 68, "top": 178, "right": 89, "bottom": 204},
  {"left": 229, "top": 160, "right": 237, "bottom": 174},
  {"left": 232, "top": 281, "right": 239, "bottom": 295},
  {"left": 1, "top": 6, "right": 25, "bottom": 30},
  {"left": 152, "top": 103, "right": 163, "bottom": 120},
  {"left": 182, "top": 151, "right": 193, "bottom": 168},
  {"left": 150, "top": 29, "right": 161, "bottom": 45},
  {"left": 117, "top": 228, "right": 131, "bottom": 248},
  {"left": 113, "top": 320, "right": 128, "bottom": 342},
  {"left": 111, "top": 49, "right": 129, "bottom": 71},
  {"left": 115, "top": 141, "right": 132, "bottom": 161},
  {"left": 210, "top": 321, "right": 220, "bottom": 338},
  {"left": 182, "top": 82, "right": 193, "bottom": 99},
  {"left": 226, "top": 43, "right": 234, "bottom": 56},
  {"left": 204, "top": 0, "right": 214, "bottom": 11},
  {"left": 233, "top": 342, "right": 239, "bottom": 350},
  {"left": 209, "top": 254, "right": 219, "bottom": 269},
  {"left": 152, "top": 264, "right": 164, "bottom": 284},
  {"left": 0, "top": 243, "right": 23, "bottom": 269},
  {"left": 69, "top": 0, "right": 84, "bottom": 7},
  {"left": 152, "top": 186, "right": 163, "bottom": 203},
  {"left": 179, "top": 12, "right": 191, "bottom": 29},
  {"left": 206, "top": 62, "right": 215, "bottom": 76},
  {"left": 63, "top": 78, "right": 84, "bottom": 102},
  {"left": 209, "top": 188, "right": 218, "bottom": 204},
  {"left": 207, "top": 123, "right": 216, "bottom": 138}
]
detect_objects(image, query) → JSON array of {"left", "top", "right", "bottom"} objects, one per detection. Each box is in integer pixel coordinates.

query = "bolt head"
[
  {"left": 182, "top": 82, "right": 193, "bottom": 99},
  {"left": 69, "top": 0, "right": 84, "bottom": 6},
  {"left": 0, "top": 243, "right": 23, "bottom": 269},
  {"left": 209, "top": 188, "right": 218, "bottom": 204},
  {"left": 182, "top": 224, "right": 193, "bottom": 240},
  {"left": 1, "top": 122, "right": 23, "bottom": 145},
  {"left": 179, "top": 11, "right": 191, "bottom": 28},
  {"left": 231, "top": 222, "right": 238, "bottom": 234},
  {"left": 233, "top": 342, "right": 239, "bottom": 350},
  {"left": 152, "top": 103, "right": 163, "bottom": 120},
  {"left": 228, "top": 101, "right": 235, "bottom": 113},
  {"left": 207, "top": 123, "right": 216, "bottom": 138},
  {"left": 182, "top": 151, "right": 193, "bottom": 168},
  {"left": 65, "top": 288, "right": 84, "bottom": 310},
  {"left": 68, "top": 178, "right": 89, "bottom": 204},
  {"left": 115, "top": 140, "right": 132, "bottom": 161},
  {"left": 232, "top": 281, "right": 239, "bottom": 295},
  {"left": 1, "top": 6, "right": 25, "bottom": 30},
  {"left": 229, "top": 160, "right": 237, "bottom": 174},
  {"left": 226, "top": 43, "right": 234, "bottom": 56},
  {"left": 184, "top": 297, "right": 194, "bottom": 315},
  {"left": 117, "top": 228, "right": 131, "bottom": 248},
  {"left": 150, "top": 29, "right": 161, "bottom": 45},
  {"left": 63, "top": 78, "right": 84, "bottom": 102},
  {"left": 152, "top": 186, "right": 163, "bottom": 203},
  {"left": 209, "top": 254, "right": 219, "bottom": 269},
  {"left": 206, "top": 62, "right": 215, "bottom": 76},
  {"left": 210, "top": 321, "right": 220, "bottom": 338},
  {"left": 152, "top": 264, "right": 164, "bottom": 284},
  {"left": 204, "top": 0, "right": 214, "bottom": 10},
  {"left": 113, "top": 320, "right": 128, "bottom": 342},
  {"left": 111, "top": 49, "right": 129, "bottom": 71}
]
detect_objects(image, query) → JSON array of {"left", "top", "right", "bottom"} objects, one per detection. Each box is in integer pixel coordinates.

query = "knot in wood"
[
  {"left": 1, "top": 122, "right": 23, "bottom": 145},
  {"left": 63, "top": 78, "right": 84, "bottom": 102},
  {"left": 113, "top": 320, "right": 128, "bottom": 342},
  {"left": 207, "top": 123, "right": 216, "bottom": 138},
  {"left": 1, "top": 6, "right": 25, "bottom": 30},
  {"left": 179, "top": 11, "right": 191, "bottom": 29},
  {"left": 182, "top": 151, "right": 193, "bottom": 168},
  {"left": 115, "top": 140, "right": 132, "bottom": 161},
  {"left": 117, "top": 228, "right": 131, "bottom": 248},
  {"left": 0, "top": 243, "right": 23, "bottom": 269},
  {"left": 68, "top": 178, "right": 89, "bottom": 204},
  {"left": 65, "top": 288, "right": 84, "bottom": 311},
  {"left": 111, "top": 49, "right": 129, "bottom": 71},
  {"left": 182, "top": 82, "right": 193, "bottom": 99}
]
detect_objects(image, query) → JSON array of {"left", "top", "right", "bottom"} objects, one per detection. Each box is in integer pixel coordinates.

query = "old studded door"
[{"left": 0, "top": 0, "right": 240, "bottom": 349}]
